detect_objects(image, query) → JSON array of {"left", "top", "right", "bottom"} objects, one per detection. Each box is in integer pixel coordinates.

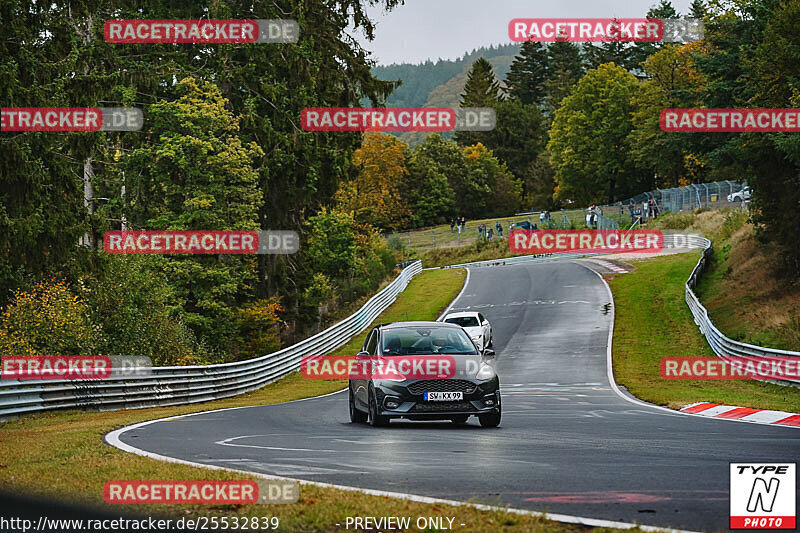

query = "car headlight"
[{"left": 476, "top": 363, "right": 496, "bottom": 380}]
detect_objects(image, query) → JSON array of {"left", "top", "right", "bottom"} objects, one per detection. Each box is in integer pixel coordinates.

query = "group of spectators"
[
  {"left": 449, "top": 216, "right": 467, "bottom": 234},
  {"left": 477, "top": 223, "right": 502, "bottom": 240},
  {"left": 628, "top": 199, "right": 660, "bottom": 224}
]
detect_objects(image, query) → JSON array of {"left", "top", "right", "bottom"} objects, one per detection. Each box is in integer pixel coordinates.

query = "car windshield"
[
  {"left": 381, "top": 327, "right": 478, "bottom": 355},
  {"left": 445, "top": 316, "right": 480, "bottom": 327}
]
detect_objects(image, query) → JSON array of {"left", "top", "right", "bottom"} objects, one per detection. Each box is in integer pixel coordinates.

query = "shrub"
[
  {"left": 232, "top": 298, "right": 284, "bottom": 361},
  {"left": 0, "top": 278, "right": 105, "bottom": 355},
  {"left": 79, "top": 256, "right": 213, "bottom": 366}
]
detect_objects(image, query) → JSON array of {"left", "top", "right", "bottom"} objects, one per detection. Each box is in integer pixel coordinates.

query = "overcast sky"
[{"left": 355, "top": 0, "right": 696, "bottom": 65}]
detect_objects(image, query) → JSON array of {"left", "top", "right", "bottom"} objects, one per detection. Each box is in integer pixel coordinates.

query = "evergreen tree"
[
  {"left": 689, "top": 0, "right": 706, "bottom": 19},
  {"left": 456, "top": 58, "right": 503, "bottom": 145},
  {"left": 459, "top": 58, "right": 503, "bottom": 107},
  {"left": 543, "top": 42, "right": 585, "bottom": 115},
  {"left": 628, "top": 1, "right": 681, "bottom": 72},
  {"left": 506, "top": 42, "right": 549, "bottom": 106}
]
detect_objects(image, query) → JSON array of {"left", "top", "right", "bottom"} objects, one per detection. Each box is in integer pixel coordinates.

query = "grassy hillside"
[{"left": 649, "top": 209, "right": 800, "bottom": 351}]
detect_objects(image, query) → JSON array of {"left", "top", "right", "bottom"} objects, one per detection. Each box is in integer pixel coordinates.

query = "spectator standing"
[
  {"left": 450, "top": 218, "right": 455, "bottom": 232},
  {"left": 496, "top": 221, "right": 502, "bottom": 236}
]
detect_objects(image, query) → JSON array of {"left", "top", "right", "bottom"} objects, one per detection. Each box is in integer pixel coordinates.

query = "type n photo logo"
[{"left": 730, "top": 463, "right": 796, "bottom": 529}]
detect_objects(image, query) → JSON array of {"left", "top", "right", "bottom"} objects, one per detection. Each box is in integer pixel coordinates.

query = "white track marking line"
[
  {"left": 437, "top": 267, "right": 470, "bottom": 321},
  {"left": 106, "top": 419, "right": 696, "bottom": 533},
  {"left": 105, "top": 265, "right": 698, "bottom": 533},
  {"left": 577, "top": 261, "right": 799, "bottom": 429}
]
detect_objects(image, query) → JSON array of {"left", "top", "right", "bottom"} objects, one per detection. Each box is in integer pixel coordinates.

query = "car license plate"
[{"left": 424, "top": 392, "right": 463, "bottom": 401}]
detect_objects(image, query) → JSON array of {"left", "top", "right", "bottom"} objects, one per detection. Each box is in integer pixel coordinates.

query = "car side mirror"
[
  {"left": 482, "top": 320, "right": 489, "bottom": 326},
  {"left": 357, "top": 351, "right": 370, "bottom": 357},
  {"left": 482, "top": 348, "right": 496, "bottom": 359}
]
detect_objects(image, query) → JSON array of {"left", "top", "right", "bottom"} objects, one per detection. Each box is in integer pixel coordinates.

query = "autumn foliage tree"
[{"left": 336, "top": 133, "right": 412, "bottom": 231}]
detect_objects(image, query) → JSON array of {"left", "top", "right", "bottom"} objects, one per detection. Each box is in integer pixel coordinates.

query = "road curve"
[{"left": 111, "top": 260, "right": 800, "bottom": 531}]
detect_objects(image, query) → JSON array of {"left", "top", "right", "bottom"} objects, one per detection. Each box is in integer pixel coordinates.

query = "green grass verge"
[
  {"left": 610, "top": 253, "right": 800, "bottom": 412},
  {"left": 0, "top": 267, "right": 623, "bottom": 532}
]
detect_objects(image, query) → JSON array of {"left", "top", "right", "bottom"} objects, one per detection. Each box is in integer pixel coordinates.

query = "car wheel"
[
  {"left": 368, "top": 386, "right": 389, "bottom": 427},
  {"left": 450, "top": 415, "right": 469, "bottom": 425},
  {"left": 478, "top": 396, "right": 501, "bottom": 428},
  {"left": 349, "top": 386, "right": 367, "bottom": 424},
  {"left": 734, "top": 197, "right": 742, "bottom": 202}
]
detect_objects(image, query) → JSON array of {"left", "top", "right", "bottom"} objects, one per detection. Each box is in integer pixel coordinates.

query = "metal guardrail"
[
  {"left": 435, "top": 233, "right": 800, "bottom": 386},
  {"left": 0, "top": 260, "right": 423, "bottom": 420},
  {"left": 679, "top": 235, "right": 800, "bottom": 385},
  {"left": 2, "top": 232, "right": 797, "bottom": 421}
]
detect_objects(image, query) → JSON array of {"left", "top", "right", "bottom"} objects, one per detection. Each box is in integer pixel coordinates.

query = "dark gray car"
[{"left": 348, "top": 321, "right": 501, "bottom": 427}]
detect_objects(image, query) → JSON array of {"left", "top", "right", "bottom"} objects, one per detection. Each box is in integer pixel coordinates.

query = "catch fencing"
[{"left": 0, "top": 261, "right": 423, "bottom": 420}]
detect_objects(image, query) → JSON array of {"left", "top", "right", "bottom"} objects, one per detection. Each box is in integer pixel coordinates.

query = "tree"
[
  {"left": 548, "top": 63, "right": 641, "bottom": 205},
  {"left": 522, "top": 151, "right": 558, "bottom": 210},
  {"left": 120, "top": 78, "right": 263, "bottom": 346},
  {"left": 405, "top": 149, "right": 456, "bottom": 228},
  {"left": 628, "top": 43, "right": 708, "bottom": 188},
  {"left": 506, "top": 42, "right": 549, "bottom": 106},
  {"left": 411, "top": 135, "right": 476, "bottom": 217},
  {"left": 336, "top": 133, "right": 411, "bottom": 231},
  {"left": 463, "top": 143, "right": 522, "bottom": 217},
  {"left": 737, "top": 0, "right": 800, "bottom": 273},
  {"left": 459, "top": 58, "right": 503, "bottom": 107},
  {"left": 628, "top": 1, "right": 681, "bottom": 72},
  {"left": 689, "top": 0, "right": 706, "bottom": 19},
  {"left": 474, "top": 99, "right": 548, "bottom": 193},
  {"left": 306, "top": 209, "right": 357, "bottom": 280},
  {"left": 543, "top": 41, "right": 586, "bottom": 115},
  {"left": 456, "top": 58, "right": 504, "bottom": 147}
]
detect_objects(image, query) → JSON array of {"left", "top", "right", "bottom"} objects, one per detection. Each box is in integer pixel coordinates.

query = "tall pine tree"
[
  {"left": 456, "top": 58, "right": 502, "bottom": 145},
  {"left": 543, "top": 41, "right": 585, "bottom": 116},
  {"left": 506, "top": 42, "right": 549, "bottom": 106}
]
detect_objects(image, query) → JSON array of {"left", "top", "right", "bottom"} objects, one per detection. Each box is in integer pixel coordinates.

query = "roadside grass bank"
[
  {"left": 648, "top": 208, "right": 800, "bottom": 351},
  {"left": 609, "top": 252, "right": 800, "bottom": 412},
  {"left": 387, "top": 210, "right": 590, "bottom": 254},
  {"left": 419, "top": 238, "right": 539, "bottom": 268}
]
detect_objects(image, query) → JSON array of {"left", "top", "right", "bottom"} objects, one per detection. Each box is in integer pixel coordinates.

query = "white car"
[
  {"left": 727, "top": 186, "right": 751, "bottom": 202},
  {"left": 443, "top": 311, "right": 492, "bottom": 351}
]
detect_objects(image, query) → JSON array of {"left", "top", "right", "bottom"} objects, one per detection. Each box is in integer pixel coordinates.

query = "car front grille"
[
  {"left": 411, "top": 401, "right": 475, "bottom": 412},
  {"left": 407, "top": 379, "right": 475, "bottom": 395}
]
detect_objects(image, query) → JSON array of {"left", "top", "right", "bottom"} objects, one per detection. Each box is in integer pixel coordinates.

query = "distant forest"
[{"left": 372, "top": 44, "right": 521, "bottom": 108}]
